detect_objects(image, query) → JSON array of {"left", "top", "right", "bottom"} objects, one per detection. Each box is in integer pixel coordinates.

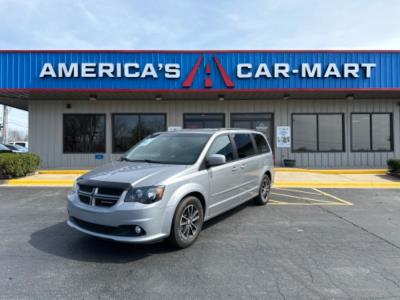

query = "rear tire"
[
  {"left": 168, "top": 196, "right": 204, "bottom": 249},
  {"left": 254, "top": 174, "right": 271, "bottom": 205}
]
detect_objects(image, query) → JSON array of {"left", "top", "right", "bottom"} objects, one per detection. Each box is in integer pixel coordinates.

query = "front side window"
[
  {"left": 233, "top": 134, "right": 256, "bottom": 158},
  {"left": 63, "top": 114, "right": 106, "bottom": 153},
  {"left": 292, "top": 114, "right": 344, "bottom": 152},
  {"left": 124, "top": 133, "right": 211, "bottom": 165},
  {"left": 351, "top": 113, "right": 392, "bottom": 151},
  {"left": 184, "top": 114, "right": 225, "bottom": 129},
  {"left": 208, "top": 135, "right": 234, "bottom": 162},
  {"left": 113, "top": 114, "right": 166, "bottom": 153}
]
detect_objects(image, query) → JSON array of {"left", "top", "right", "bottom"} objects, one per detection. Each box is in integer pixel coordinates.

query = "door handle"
[
  {"left": 240, "top": 164, "right": 245, "bottom": 169},
  {"left": 232, "top": 166, "right": 238, "bottom": 172}
]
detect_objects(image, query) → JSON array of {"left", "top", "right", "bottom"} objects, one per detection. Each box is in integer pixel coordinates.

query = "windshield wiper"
[
  {"left": 119, "top": 156, "right": 132, "bottom": 162},
  {"left": 122, "top": 159, "right": 164, "bottom": 164}
]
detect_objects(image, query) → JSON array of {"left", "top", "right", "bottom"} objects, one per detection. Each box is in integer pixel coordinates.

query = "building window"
[
  {"left": 351, "top": 113, "right": 393, "bottom": 151},
  {"left": 63, "top": 114, "right": 106, "bottom": 153},
  {"left": 112, "top": 114, "right": 166, "bottom": 153},
  {"left": 292, "top": 114, "right": 344, "bottom": 152},
  {"left": 183, "top": 113, "right": 225, "bottom": 129},
  {"left": 231, "top": 113, "right": 274, "bottom": 150}
]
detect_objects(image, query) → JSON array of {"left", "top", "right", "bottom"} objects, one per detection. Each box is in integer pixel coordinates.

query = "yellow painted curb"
[
  {"left": 5, "top": 179, "right": 400, "bottom": 189},
  {"left": 273, "top": 181, "right": 400, "bottom": 188},
  {"left": 7, "top": 179, "right": 75, "bottom": 186},
  {"left": 39, "top": 170, "right": 89, "bottom": 175},
  {"left": 275, "top": 168, "right": 387, "bottom": 175},
  {"left": 38, "top": 168, "right": 388, "bottom": 175}
]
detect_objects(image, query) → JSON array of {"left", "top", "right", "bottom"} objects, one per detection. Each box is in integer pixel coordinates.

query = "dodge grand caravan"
[{"left": 67, "top": 129, "right": 274, "bottom": 248}]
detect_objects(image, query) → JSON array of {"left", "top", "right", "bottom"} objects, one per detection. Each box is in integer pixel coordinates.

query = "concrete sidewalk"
[{"left": 2, "top": 168, "right": 400, "bottom": 188}]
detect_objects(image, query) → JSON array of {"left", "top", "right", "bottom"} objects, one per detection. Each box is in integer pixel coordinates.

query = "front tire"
[
  {"left": 254, "top": 174, "right": 271, "bottom": 205},
  {"left": 168, "top": 196, "right": 204, "bottom": 249}
]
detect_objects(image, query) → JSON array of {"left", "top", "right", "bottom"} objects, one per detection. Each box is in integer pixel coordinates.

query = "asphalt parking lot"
[{"left": 1, "top": 188, "right": 400, "bottom": 299}]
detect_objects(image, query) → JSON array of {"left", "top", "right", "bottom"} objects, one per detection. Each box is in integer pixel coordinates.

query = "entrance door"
[
  {"left": 231, "top": 113, "right": 274, "bottom": 149},
  {"left": 183, "top": 113, "right": 225, "bottom": 129}
]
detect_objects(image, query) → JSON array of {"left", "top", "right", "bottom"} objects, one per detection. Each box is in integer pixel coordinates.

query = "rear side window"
[
  {"left": 208, "top": 135, "right": 234, "bottom": 162},
  {"left": 253, "top": 134, "right": 270, "bottom": 153},
  {"left": 233, "top": 134, "right": 256, "bottom": 158}
]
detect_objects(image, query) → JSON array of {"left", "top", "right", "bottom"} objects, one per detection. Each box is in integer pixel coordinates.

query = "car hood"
[{"left": 78, "top": 161, "right": 189, "bottom": 186}]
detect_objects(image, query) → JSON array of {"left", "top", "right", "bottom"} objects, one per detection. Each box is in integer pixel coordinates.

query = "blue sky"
[{"left": 1, "top": 0, "right": 400, "bottom": 134}]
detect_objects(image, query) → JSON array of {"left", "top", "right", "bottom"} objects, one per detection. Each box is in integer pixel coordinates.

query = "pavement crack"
[{"left": 317, "top": 205, "right": 400, "bottom": 252}]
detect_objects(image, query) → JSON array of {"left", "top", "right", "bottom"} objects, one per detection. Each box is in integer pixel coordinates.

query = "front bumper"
[{"left": 67, "top": 191, "right": 170, "bottom": 243}]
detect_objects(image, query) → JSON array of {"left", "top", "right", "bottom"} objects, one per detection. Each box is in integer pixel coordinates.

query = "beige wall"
[{"left": 29, "top": 98, "right": 400, "bottom": 168}]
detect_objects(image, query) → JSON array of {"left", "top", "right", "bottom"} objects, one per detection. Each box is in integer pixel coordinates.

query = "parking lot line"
[
  {"left": 269, "top": 188, "right": 353, "bottom": 206},
  {"left": 312, "top": 188, "right": 354, "bottom": 205},
  {"left": 271, "top": 192, "right": 336, "bottom": 203},
  {"left": 273, "top": 187, "right": 323, "bottom": 196}
]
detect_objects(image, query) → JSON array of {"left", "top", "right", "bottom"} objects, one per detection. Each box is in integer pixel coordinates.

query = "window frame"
[
  {"left": 350, "top": 112, "right": 393, "bottom": 152},
  {"left": 183, "top": 113, "right": 225, "bottom": 129},
  {"left": 63, "top": 113, "right": 107, "bottom": 154},
  {"left": 230, "top": 112, "right": 274, "bottom": 150},
  {"left": 111, "top": 113, "right": 167, "bottom": 153},
  {"left": 291, "top": 113, "right": 345, "bottom": 153}
]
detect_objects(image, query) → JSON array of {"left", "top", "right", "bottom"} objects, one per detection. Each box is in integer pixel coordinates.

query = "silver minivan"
[{"left": 67, "top": 129, "right": 274, "bottom": 248}]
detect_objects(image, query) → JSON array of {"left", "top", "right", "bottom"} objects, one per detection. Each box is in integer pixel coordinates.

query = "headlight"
[
  {"left": 70, "top": 180, "right": 79, "bottom": 193},
  {"left": 124, "top": 186, "right": 165, "bottom": 204}
]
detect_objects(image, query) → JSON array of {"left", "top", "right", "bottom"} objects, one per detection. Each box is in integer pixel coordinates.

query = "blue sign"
[
  {"left": 95, "top": 154, "right": 104, "bottom": 160},
  {"left": 0, "top": 51, "right": 399, "bottom": 90}
]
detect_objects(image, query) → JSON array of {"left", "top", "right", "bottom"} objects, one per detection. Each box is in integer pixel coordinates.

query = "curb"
[
  {"left": 7, "top": 179, "right": 74, "bottom": 186},
  {"left": 273, "top": 182, "right": 400, "bottom": 188},
  {"left": 275, "top": 168, "right": 387, "bottom": 175},
  {"left": 37, "top": 168, "right": 388, "bottom": 175},
  {"left": 5, "top": 180, "right": 400, "bottom": 189},
  {"left": 39, "top": 170, "right": 89, "bottom": 175}
]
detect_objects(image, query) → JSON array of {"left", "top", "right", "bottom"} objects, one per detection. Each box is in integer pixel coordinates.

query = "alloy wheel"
[{"left": 179, "top": 204, "right": 200, "bottom": 240}]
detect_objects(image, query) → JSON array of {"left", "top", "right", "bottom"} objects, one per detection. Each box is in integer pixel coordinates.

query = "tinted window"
[
  {"left": 292, "top": 115, "right": 317, "bottom": 151},
  {"left": 293, "top": 114, "right": 344, "bottom": 152},
  {"left": 351, "top": 113, "right": 392, "bottom": 151},
  {"left": 233, "top": 134, "right": 256, "bottom": 158},
  {"left": 318, "top": 115, "right": 344, "bottom": 151},
  {"left": 125, "top": 133, "right": 210, "bottom": 165},
  {"left": 184, "top": 114, "right": 225, "bottom": 129},
  {"left": 372, "top": 114, "right": 392, "bottom": 151},
  {"left": 63, "top": 114, "right": 105, "bottom": 153},
  {"left": 351, "top": 114, "right": 370, "bottom": 151},
  {"left": 113, "top": 114, "right": 166, "bottom": 153},
  {"left": 253, "top": 134, "right": 270, "bottom": 153},
  {"left": 208, "top": 135, "right": 234, "bottom": 162}
]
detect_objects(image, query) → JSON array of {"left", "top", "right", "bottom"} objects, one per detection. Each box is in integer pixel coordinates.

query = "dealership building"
[{"left": 0, "top": 50, "right": 399, "bottom": 169}]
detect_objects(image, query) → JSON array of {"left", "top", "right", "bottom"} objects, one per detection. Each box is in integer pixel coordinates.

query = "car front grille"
[{"left": 77, "top": 184, "right": 125, "bottom": 207}]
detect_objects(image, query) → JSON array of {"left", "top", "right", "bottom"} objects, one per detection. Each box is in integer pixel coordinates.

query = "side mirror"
[{"left": 206, "top": 154, "right": 226, "bottom": 167}]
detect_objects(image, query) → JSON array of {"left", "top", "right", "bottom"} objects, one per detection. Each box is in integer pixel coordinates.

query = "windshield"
[
  {"left": 0, "top": 144, "right": 10, "bottom": 151},
  {"left": 124, "top": 133, "right": 211, "bottom": 165}
]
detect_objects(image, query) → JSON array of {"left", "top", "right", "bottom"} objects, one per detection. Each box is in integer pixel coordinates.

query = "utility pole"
[{"left": 2, "top": 105, "right": 8, "bottom": 144}]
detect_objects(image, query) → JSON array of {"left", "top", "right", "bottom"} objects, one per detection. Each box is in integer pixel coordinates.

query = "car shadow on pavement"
[
  {"left": 29, "top": 201, "right": 254, "bottom": 263},
  {"left": 29, "top": 221, "right": 177, "bottom": 263}
]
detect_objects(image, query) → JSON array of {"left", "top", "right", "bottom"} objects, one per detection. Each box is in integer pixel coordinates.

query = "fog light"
[{"left": 134, "top": 226, "right": 142, "bottom": 235}]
